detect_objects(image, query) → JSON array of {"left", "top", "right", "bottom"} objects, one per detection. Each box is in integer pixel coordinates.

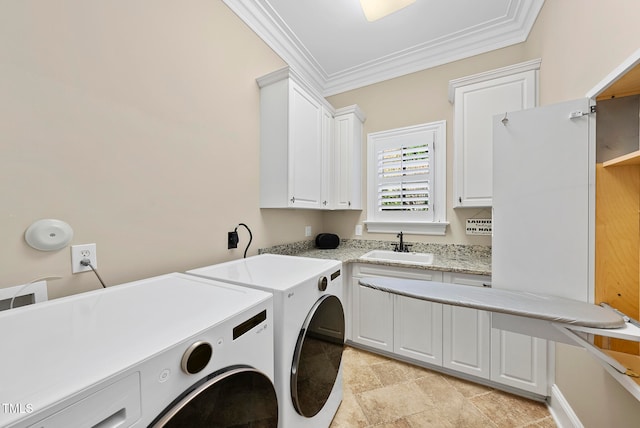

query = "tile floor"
[{"left": 330, "top": 346, "right": 556, "bottom": 428}]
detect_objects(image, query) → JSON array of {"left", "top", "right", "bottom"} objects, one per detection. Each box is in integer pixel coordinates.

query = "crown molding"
[
  {"left": 448, "top": 58, "right": 542, "bottom": 103},
  {"left": 222, "top": 0, "right": 328, "bottom": 94},
  {"left": 224, "top": 0, "right": 544, "bottom": 97}
]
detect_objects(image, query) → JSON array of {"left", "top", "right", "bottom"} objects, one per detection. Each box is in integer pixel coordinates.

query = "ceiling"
[{"left": 223, "top": 0, "right": 544, "bottom": 96}]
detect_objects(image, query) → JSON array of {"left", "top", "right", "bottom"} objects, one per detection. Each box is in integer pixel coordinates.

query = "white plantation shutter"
[
  {"left": 366, "top": 121, "right": 447, "bottom": 234},
  {"left": 377, "top": 143, "right": 432, "bottom": 214}
]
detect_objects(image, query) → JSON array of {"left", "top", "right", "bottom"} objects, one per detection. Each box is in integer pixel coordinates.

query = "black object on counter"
[{"left": 315, "top": 233, "right": 340, "bottom": 249}]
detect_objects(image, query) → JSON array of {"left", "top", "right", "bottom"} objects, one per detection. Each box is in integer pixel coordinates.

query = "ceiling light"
[{"left": 359, "top": 0, "right": 416, "bottom": 22}]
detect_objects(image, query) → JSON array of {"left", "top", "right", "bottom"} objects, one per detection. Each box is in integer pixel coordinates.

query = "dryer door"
[
  {"left": 151, "top": 366, "right": 278, "bottom": 427},
  {"left": 291, "top": 294, "right": 345, "bottom": 417}
]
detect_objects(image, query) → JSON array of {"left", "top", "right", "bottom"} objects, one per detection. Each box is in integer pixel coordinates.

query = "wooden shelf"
[
  {"left": 604, "top": 350, "right": 640, "bottom": 387},
  {"left": 603, "top": 150, "right": 640, "bottom": 167}
]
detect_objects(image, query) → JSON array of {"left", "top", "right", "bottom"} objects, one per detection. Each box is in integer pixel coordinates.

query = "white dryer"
[
  {"left": 0, "top": 273, "right": 277, "bottom": 428},
  {"left": 188, "top": 254, "right": 345, "bottom": 428}
]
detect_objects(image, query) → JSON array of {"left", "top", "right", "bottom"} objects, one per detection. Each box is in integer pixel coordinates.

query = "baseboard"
[{"left": 548, "top": 384, "right": 584, "bottom": 428}]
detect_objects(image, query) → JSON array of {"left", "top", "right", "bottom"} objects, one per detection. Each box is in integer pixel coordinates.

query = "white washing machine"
[
  {"left": 188, "top": 254, "right": 345, "bottom": 428},
  {"left": 0, "top": 273, "right": 277, "bottom": 428}
]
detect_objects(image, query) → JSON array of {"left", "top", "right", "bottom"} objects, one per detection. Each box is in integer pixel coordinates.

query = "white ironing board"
[{"left": 358, "top": 277, "right": 625, "bottom": 328}]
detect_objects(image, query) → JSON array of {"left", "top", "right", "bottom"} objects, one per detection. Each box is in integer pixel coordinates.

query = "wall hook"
[{"left": 501, "top": 112, "right": 509, "bottom": 125}]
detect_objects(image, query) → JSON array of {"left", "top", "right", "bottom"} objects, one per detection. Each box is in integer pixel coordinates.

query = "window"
[{"left": 365, "top": 121, "right": 448, "bottom": 235}]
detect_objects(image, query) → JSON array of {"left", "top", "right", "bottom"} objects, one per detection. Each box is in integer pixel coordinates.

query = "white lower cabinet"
[
  {"left": 352, "top": 282, "right": 394, "bottom": 352},
  {"left": 442, "top": 305, "right": 491, "bottom": 379},
  {"left": 395, "top": 295, "right": 443, "bottom": 365},
  {"left": 442, "top": 272, "right": 491, "bottom": 379},
  {"left": 351, "top": 264, "right": 442, "bottom": 363},
  {"left": 350, "top": 265, "right": 548, "bottom": 396},
  {"left": 490, "top": 329, "right": 548, "bottom": 395}
]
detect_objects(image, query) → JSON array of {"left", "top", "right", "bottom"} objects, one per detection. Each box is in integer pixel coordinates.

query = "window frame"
[{"left": 365, "top": 121, "right": 448, "bottom": 235}]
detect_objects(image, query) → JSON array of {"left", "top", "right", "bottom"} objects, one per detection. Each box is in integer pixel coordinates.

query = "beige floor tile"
[
  {"left": 470, "top": 390, "right": 551, "bottom": 428},
  {"left": 331, "top": 347, "right": 555, "bottom": 428},
  {"left": 521, "top": 416, "right": 557, "bottom": 428},
  {"left": 378, "top": 418, "right": 414, "bottom": 428},
  {"left": 329, "top": 389, "right": 369, "bottom": 428},
  {"left": 356, "top": 382, "right": 433, "bottom": 425},
  {"left": 404, "top": 411, "right": 456, "bottom": 428},
  {"left": 348, "top": 347, "right": 391, "bottom": 367},
  {"left": 413, "top": 376, "right": 496, "bottom": 427},
  {"left": 441, "top": 373, "right": 494, "bottom": 398},
  {"left": 343, "top": 362, "right": 384, "bottom": 394}
]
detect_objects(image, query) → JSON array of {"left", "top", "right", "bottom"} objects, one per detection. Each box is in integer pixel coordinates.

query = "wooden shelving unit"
[{"left": 594, "top": 59, "right": 640, "bottom": 356}]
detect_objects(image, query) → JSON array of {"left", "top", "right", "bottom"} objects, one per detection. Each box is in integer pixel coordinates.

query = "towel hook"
[{"left": 501, "top": 112, "right": 509, "bottom": 125}]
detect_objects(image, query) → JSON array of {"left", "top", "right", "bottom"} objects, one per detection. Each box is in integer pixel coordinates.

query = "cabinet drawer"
[
  {"left": 352, "top": 263, "right": 443, "bottom": 281},
  {"left": 442, "top": 271, "right": 491, "bottom": 288}
]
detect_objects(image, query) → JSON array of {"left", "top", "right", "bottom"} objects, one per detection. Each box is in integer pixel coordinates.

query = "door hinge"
[{"left": 569, "top": 105, "right": 596, "bottom": 119}]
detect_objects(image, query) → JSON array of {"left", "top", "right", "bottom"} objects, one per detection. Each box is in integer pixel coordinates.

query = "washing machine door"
[
  {"left": 291, "top": 294, "right": 345, "bottom": 417},
  {"left": 150, "top": 366, "right": 278, "bottom": 427}
]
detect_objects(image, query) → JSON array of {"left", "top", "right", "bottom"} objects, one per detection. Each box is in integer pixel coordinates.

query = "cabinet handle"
[
  {"left": 348, "top": 201, "right": 351, "bottom": 206},
  {"left": 290, "top": 196, "right": 295, "bottom": 204},
  {"left": 458, "top": 196, "right": 462, "bottom": 203},
  {"left": 483, "top": 283, "right": 492, "bottom": 288},
  {"left": 323, "top": 200, "right": 327, "bottom": 205}
]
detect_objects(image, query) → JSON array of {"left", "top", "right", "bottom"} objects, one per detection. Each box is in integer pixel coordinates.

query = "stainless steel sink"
[{"left": 359, "top": 249, "right": 434, "bottom": 265}]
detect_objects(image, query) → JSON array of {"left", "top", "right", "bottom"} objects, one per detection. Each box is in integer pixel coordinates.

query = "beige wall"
[{"left": 0, "top": 0, "right": 325, "bottom": 298}]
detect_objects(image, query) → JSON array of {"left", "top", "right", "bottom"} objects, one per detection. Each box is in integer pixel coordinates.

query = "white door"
[
  {"left": 492, "top": 98, "right": 592, "bottom": 301},
  {"left": 394, "top": 296, "right": 443, "bottom": 365},
  {"left": 321, "top": 106, "right": 333, "bottom": 208},
  {"left": 491, "top": 329, "right": 548, "bottom": 395},
  {"left": 351, "top": 280, "right": 393, "bottom": 352},
  {"left": 442, "top": 305, "right": 491, "bottom": 379},
  {"left": 453, "top": 70, "right": 537, "bottom": 207},
  {"left": 288, "top": 82, "right": 323, "bottom": 209}
]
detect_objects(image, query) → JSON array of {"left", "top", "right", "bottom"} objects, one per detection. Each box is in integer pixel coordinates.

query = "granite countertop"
[{"left": 259, "top": 239, "right": 491, "bottom": 276}]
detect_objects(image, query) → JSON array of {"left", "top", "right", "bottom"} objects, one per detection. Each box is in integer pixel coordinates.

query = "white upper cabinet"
[
  {"left": 331, "top": 106, "right": 365, "bottom": 210},
  {"left": 258, "top": 68, "right": 327, "bottom": 209},
  {"left": 257, "top": 67, "right": 364, "bottom": 210},
  {"left": 450, "top": 60, "right": 540, "bottom": 208}
]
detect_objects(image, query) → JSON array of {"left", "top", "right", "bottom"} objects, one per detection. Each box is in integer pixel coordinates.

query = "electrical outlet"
[
  {"left": 71, "top": 243, "right": 97, "bottom": 273},
  {"left": 305, "top": 226, "right": 312, "bottom": 237},
  {"left": 355, "top": 225, "right": 363, "bottom": 236},
  {"left": 228, "top": 231, "right": 239, "bottom": 249}
]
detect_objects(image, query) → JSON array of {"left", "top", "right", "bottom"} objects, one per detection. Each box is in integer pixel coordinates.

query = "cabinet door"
[
  {"left": 332, "top": 110, "right": 363, "bottom": 210},
  {"left": 442, "top": 272, "right": 491, "bottom": 379},
  {"left": 492, "top": 98, "right": 591, "bottom": 300},
  {"left": 453, "top": 70, "right": 537, "bottom": 207},
  {"left": 490, "top": 329, "right": 548, "bottom": 395},
  {"left": 442, "top": 305, "right": 491, "bottom": 379},
  {"left": 351, "top": 279, "right": 393, "bottom": 352},
  {"left": 394, "top": 295, "right": 442, "bottom": 365},
  {"left": 288, "top": 82, "right": 323, "bottom": 209},
  {"left": 321, "top": 107, "right": 333, "bottom": 208}
]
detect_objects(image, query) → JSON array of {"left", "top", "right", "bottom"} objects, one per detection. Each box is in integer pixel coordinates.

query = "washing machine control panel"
[
  {"left": 181, "top": 341, "right": 213, "bottom": 374},
  {"left": 318, "top": 269, "right": 341, "bottom": 291}
]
